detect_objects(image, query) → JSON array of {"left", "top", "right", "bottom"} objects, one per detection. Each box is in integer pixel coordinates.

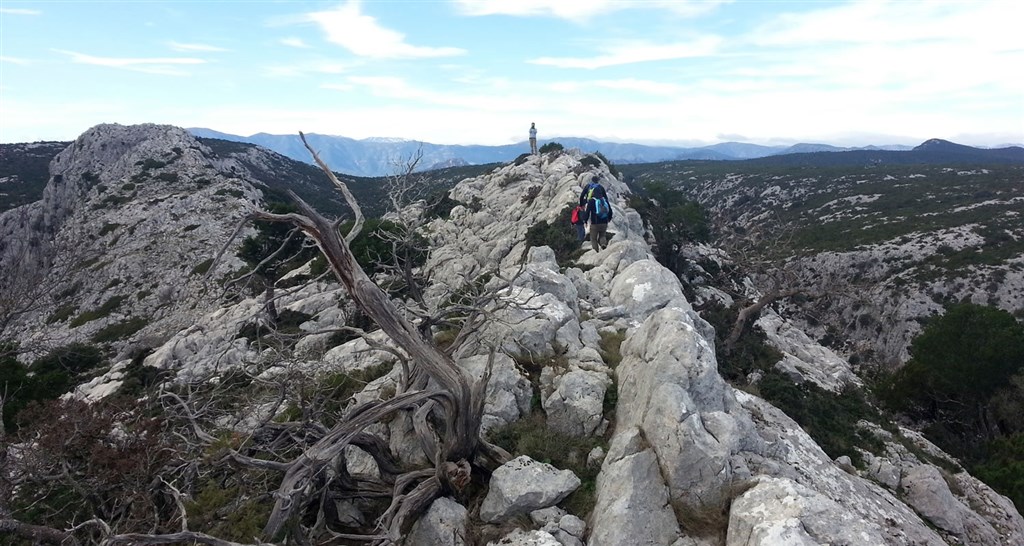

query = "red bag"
[{"left": 571, "top": 205, "right": 586, "bottom": 225}]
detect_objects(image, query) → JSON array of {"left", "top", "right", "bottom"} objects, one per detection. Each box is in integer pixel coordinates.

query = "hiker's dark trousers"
[{"left": 590, "top": 223, "right": 608, "bottom": 252}]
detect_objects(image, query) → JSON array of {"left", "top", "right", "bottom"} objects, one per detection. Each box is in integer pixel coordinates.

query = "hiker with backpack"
[
  {"left": 570, "top": 202, "right": 588, "bottom": 241},
  {"left": 580, "top": 175, "right": 613, "bottom": 251},
  {"left": 529, "top": 122, "right": 538, "bottom": 154}
]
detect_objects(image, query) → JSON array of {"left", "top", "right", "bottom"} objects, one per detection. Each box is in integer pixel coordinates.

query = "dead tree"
[
  {"left": 241, "top": 133, "right": 508, "bottom": 542},
  {"left": 711, "top": 214, "right": 817, "bottom": 355}
]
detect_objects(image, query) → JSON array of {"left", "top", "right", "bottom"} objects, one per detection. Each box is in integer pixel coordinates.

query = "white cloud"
[
  {"left": 307, "top": 1, "right": 465, "bottom": 59},
  {"left": 452, "top": 0, "right": 724, "bottom": 20},
  {"left": 320, "top": 83, "right": 354, "bottom": 91},
  {"left": 592, "top": 78, "right": 684, "bottom": 96},
  {"left": 167, "top": 41, "right": 228, "bottom": 53},
  {"left": 0, "top": 8, "right": 41, "bottom": 15},
  {"left": 530, "top": 36, "right": 721, "bottom": 69},
  {"left": 280, "top": 37, "right": 311, "bottom": 48},
  {"left": 751, "top": 0, "right": 1021, "bottom": 49},
  {"left": 53, "top": 49, "right": 205, "bottom": 76},
  {"left": 0, "top": 56, "right": 31, "bottom": 65},
  {"left": 341, "top": 75, "right": 546, "bottom": 114},
  {"left": 265, "top": 59, "right": 356, "bottom": 77}
]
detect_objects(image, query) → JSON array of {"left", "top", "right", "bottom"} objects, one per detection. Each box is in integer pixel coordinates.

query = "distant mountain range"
[{"left": 191, "top": 128, "right": 956, "bottom": 177}]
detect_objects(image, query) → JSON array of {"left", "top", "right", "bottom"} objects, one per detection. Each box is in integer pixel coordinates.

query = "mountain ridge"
[
  {"left": 0, "top": 123, "right": 1022, "bottom": 544},
  {"left": 188, "top": 128, "right": 1016, "bottom": 176}
]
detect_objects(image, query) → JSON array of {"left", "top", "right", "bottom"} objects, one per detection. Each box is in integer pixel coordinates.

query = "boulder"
[
  {"left": 589, "top": 428, "right": 681, "bottom": 546},
  {"left": 480, "top": 456, "right": 581, "bottom": 523},
  {"left": 460, "top": 353, "right": 533, "bottom": 432},
  {"left": 726, "top": 476, "right": 887, "bottom": 546},
  {"left": 405, "top": 496, "right": 468, "bottom": 546},
  {"left": 543, "top": 369, "right": 608, "bottom": 437}
]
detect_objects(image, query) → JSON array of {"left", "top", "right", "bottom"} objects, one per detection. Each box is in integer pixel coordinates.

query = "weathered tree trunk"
[
  {"left": 0, "top": 519, "right": 77, "bottom": 545},
  {"left": 249, "top": 134, "right": 497, "bottom": 541},
  {"left": 723, "top": 288, "right": 799, "bottom": 354}
]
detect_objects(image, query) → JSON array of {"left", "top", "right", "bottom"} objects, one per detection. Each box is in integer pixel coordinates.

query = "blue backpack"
[{"left": 592, "top": 196, "right": 611, "bottom": 223}]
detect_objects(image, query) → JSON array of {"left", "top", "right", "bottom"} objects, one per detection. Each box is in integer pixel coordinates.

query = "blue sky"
[{"left": 1, "top": 0, "right": 1022, "bottom": 147}]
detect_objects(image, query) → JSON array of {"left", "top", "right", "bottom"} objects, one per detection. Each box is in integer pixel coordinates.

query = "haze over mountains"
[{"left": 189, "top": 128, "right": 1024, "bottom": 177}]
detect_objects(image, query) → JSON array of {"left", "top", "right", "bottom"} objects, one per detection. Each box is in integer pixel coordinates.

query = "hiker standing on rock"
[
  {"left": 580, "top": 175, "right": 612, "bottom": 252},
  {"left": 529, "top": 122, "right": 538, "bottom": 154}
]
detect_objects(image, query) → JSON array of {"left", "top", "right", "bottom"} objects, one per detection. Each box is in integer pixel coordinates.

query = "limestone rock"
[
  {"left": 460, "top": 353, "right": 533, "bottom": 432},
  {"left": 543, "top": 369, "right": 608, "bottom": 437},
  {"left": 405, "top": 496, "right": 468, "bottom": 546},
  {"left": 480, "top": 456, "right": 581, "bottom": 523},
  {"left": 486, "top": 529, "right": 561, "bottom": 546},
  {"left": 590, "top": 428, "right": 681, "bottom": 546}
]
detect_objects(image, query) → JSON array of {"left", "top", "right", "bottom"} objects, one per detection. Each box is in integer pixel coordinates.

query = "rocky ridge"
[
  {"left": 2, "top": 125, "right": 1021, "bottom": 545},
  {"left": 623, "top": 162, "right": 1024, "bottom": 368}
]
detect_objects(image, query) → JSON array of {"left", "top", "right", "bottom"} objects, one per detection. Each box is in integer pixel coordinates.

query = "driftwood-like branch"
[
  {"left": 298, "top": 131, "right": 363, "bottom": 243},
  {"left": 723, "top": 287, "right": 801, "bottom": 354},
  {"left": 0, "top": 518, "right": 77, "bottom": 545},
  {"left": 102, "top": 530, "right": 256, "bottom": 546}
]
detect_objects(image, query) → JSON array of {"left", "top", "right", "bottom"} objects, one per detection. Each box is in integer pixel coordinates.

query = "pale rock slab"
[
  {"left": 543, "top": 368, "right": 608, "bottom": 437},
  {"left": 486, "top": 529, "right": 561, "bottom": 546},
  {"left": 460, "top": 353, "right": 532, "bottom": 433},
  {"left": 405, "top": 496, "right": 468, "bottom": 546},
  {"left": 480, "top": 456, "right": 581, "bottom": 523}
]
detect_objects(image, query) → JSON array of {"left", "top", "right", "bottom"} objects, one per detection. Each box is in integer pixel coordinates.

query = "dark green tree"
[
  {"left": 881, "top": 303, "right": 1024, "bottom": 455},
  {"left": 238, "top": 202, "right": 320, "bottom": 320},
  {"left": 628, "top": 181, "right": 710, "bottom": 275}
]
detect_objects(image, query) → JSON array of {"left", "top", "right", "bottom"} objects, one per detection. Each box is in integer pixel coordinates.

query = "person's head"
[
  {"left": 591, "top": 175, "right": 600, "bottom": 184},
  {"left": 531, "top": 122, "right": 535, "bottom": 127}
]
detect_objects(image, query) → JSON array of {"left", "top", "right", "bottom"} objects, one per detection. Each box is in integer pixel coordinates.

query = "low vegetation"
[
  {"left": 0, "top": 342, "right": 104, "bottom": 431},
  {"left": 524, "top": 205, "right": 585, "bottom": 266},
  {"left": 879, "top": 303, "right": 1024, "bottom": 509}
]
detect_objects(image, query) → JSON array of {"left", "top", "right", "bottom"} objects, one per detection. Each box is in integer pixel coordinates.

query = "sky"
[{"left": 1, "top": 0, "right": 1022, "bottom": 148}]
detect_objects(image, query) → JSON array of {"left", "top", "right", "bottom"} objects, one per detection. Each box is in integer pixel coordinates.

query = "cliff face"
[
  {"left": 0, "top": 123, "right": 263, "bottom": 361},
  {"left": 1, "top": 125, "right": 1021, "bottom": 545}
]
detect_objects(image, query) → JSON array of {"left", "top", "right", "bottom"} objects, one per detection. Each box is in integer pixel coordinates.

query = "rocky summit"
[{"left": 0, "top": 124, "right": 1021, "bottom": 545}]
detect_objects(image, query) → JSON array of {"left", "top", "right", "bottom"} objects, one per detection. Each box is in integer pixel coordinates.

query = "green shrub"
[
  {"left": 758, "top": 370, "right": 884, "bottom": 467},
  {"left": 878, "top": 303, "right": 1024, "bottom": 459},
  {"left": 974, "top": 433, "right": 1024, "bottom": 511},
  {"left": 55, "top": 281, "right": 82, "bottom": 301},
  {"left": 334, "top": 219, "right": 428, "bottom": 281},
  {"left": 98, "top": 222, "right": 120, "bottom": 235},
  {"left": 628, "top": 181, "right": 710, "bottom": 274},
  {"left": 90, "top": 317, "right": 149, "bottom": 343},
  {"left": 700, "top": 302, "right": 783, "bottom": 383},
  {"left": 316, "top": 361, "right": 394, "bottom": 425},
  {"left": 214, "top": 188, "right": 244, "bottom": 198},
  {"left": 185, "top": 476, "right": 274, "bottom": 542},
  {"left": 598, "top": 329, "right": 625, "bottom": 368},
  {"left": 70, "top": 295, "right": 127, "bottom": 327},
  {"left": 135, "top": 158, "right": 167, "bottom": 170},
  {"left": 191, "top": 258, "right": 215, "bottom": 276},
  {"left": 238, "top": 310, "right": 314, "bottom": 346},
  {"left": 539, "top": 142, "right": 564, "bottom": 154},
  {"left": 524, "top": 205, "right": 585, "bottom": 266},
  {"left": 155, "top": 172, "right": 179, "bottom": 183},
  {"left": 487, "top": 411, "right": 605, "bottom": 517},
  {"left": 579, "top": 155, "right": 602, "bottom": 170},
  {"left": 521, "top": 185, "right": 542, "bottom": 205},
  {"left": 591, "top": 151, "right": 619, "bottom": 178},
  {"left": 118, "top": 349, "right": 170, "bottom": 397},
  {"left": 46, "top": 304, "right": 78, "bottom": 324},
  {"left": 1, "top": 343, "right": 104, "bottom": 431},
  {"left": 423, "top": 190, "right": 460, "bottom": 220}
]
